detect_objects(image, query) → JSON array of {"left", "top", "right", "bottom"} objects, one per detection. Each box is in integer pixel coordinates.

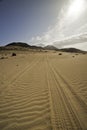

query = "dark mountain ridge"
[
  {"left": 44, "top": 45, "right": 59, "bottom": 50},
  {"left": 6, "top": 42, "right": 30, "bottom": 48},
  {"left": 0, "top": 42, "right": 87, "bottom": 53},
  {"left": 60, "top": 48, "right": 86, "bottom": 53},
  {"left": 4, "top": 42, "right": 43, "bottom": 50}
]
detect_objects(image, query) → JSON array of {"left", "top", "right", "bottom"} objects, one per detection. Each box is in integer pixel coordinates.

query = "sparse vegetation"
[
  {"left": 72, "top": 56, "right": 75, "bottom": 58},
  {"left": 44, "top": 51, "right": 48, "bottom": 52},
  {"left": 82, "top": 52, "right": 86, "bottom": 55},
  {"left": 0, "top": 56, "right": 5, "bottom": 59},
  {"left": 0, "top": 56, "right": 8, "bottom": 59},
  {"left": 59, "top": 53, "right": 62, "bottom": 55},
  {"left": 12, "top": 52, "right": 16, "bottom": 56}
]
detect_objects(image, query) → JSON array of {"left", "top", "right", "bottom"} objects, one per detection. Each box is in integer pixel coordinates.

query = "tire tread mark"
[
  {"left": 47, "top": 54, "right": 85, "bottom": 130},
  {"left": 0, "top": 56, "right": 41, "bottom": 96}
]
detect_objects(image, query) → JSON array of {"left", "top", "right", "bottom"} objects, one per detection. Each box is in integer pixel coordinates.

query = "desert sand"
[{"left": 0, "top": 51, "right": 87, "bottom": 130}]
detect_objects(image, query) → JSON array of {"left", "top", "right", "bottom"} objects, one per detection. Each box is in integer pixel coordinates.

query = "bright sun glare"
[{"left": 68, "top": 0, "right": 85, "bottom": 17}]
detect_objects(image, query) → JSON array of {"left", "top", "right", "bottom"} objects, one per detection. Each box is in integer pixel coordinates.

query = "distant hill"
[
  {"left": 44, "top": 45, "right": 59, "bottom": 50},
  {"left": 5, "top": 42, "right": 43, "bottom": 50},
  {"left": 6, "top": 42, "right": 31, "bottom": 48},
  {"left": 0, "top": 42, "right": 87, "bottom": 53},
  {"left": 36, "top": 43, "right": 45, "bottom": 47},
  {"left": 60, "top": 48, "right": 87, "bottom": 53},
  {"left": 4, "top": 42, "right": 58, "bottom": 50}
]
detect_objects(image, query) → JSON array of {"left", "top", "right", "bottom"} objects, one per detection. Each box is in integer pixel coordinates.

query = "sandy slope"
[{"left": 0, "top": 51, "right": 87, "bottom": 130}]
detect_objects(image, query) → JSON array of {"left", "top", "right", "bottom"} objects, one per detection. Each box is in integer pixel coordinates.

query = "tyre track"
[
  {"left": 0, "top": 55, "right": 41, "bottom": 96},
  {"left": 46, "top": 55, "right": 86, "bottom": 130},
  {"left": 53, "top": 66, "right": 87, "bottom": 110},
  {"left": 51, "top": 66, "right": 87, "bottom": 129},
  {"left": 0, "top": 54, "right": 52, "bottom": 130}
]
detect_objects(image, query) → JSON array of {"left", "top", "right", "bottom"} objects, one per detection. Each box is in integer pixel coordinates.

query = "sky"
[{"left": 0, "top": 0, "right": 87, "bottom": 50}]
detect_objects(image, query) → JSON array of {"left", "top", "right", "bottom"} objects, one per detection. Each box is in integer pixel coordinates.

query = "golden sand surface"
[{"left": 0, "top": 51, "right": 87, "bottom": 130}]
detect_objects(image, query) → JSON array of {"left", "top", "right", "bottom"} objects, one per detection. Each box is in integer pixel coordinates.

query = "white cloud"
[
  {"left": 30, "top": 0, "right": 87, "bottom": 50},
  {"left": 77, "top": 24, "right": 87, "bottom": 33},
  {"left": 64, "top": 42, "right": 87, "bottom": 51},
  {"left": 54, "top": 32, "right": 87, "bottom": 48}
]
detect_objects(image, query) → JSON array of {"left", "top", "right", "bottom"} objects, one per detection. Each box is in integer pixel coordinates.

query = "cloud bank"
[{"left": 30, "top": 0, "right": 87, "bottom": 50}]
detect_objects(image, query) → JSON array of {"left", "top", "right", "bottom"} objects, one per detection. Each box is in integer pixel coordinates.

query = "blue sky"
[
  {"left": 0, "top": 0, "right": 87, "bottom": 50},
  {"left": 0, "top": 0, "right": 64, "bottom": 45}
]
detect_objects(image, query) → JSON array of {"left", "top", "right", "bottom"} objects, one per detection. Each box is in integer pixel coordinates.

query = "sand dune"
[{"left": 0, "top": 51, "right": 87, "bottom": 130}]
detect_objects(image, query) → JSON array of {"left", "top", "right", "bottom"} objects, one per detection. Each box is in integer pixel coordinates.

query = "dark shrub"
[
  {"left": 12, "top": 53, "right": 16, "bottom": 56},
  {"left": 72, "top": 56, "right": 75, "bottom": 58},
  {"left": 59, "top": 53, "right": 62, "bottom": 55},
  {"left": 75, "top": 53, "right": 78, "bottom": 55},
  {"left": 0, "top": 56, "right": 8, "bottom": 59},
  {"left": 0, "top": 57, "right": 4, "bottom": 59},
  {"left": 83, "top": 52, "right": 86, "bottom": 55}
]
